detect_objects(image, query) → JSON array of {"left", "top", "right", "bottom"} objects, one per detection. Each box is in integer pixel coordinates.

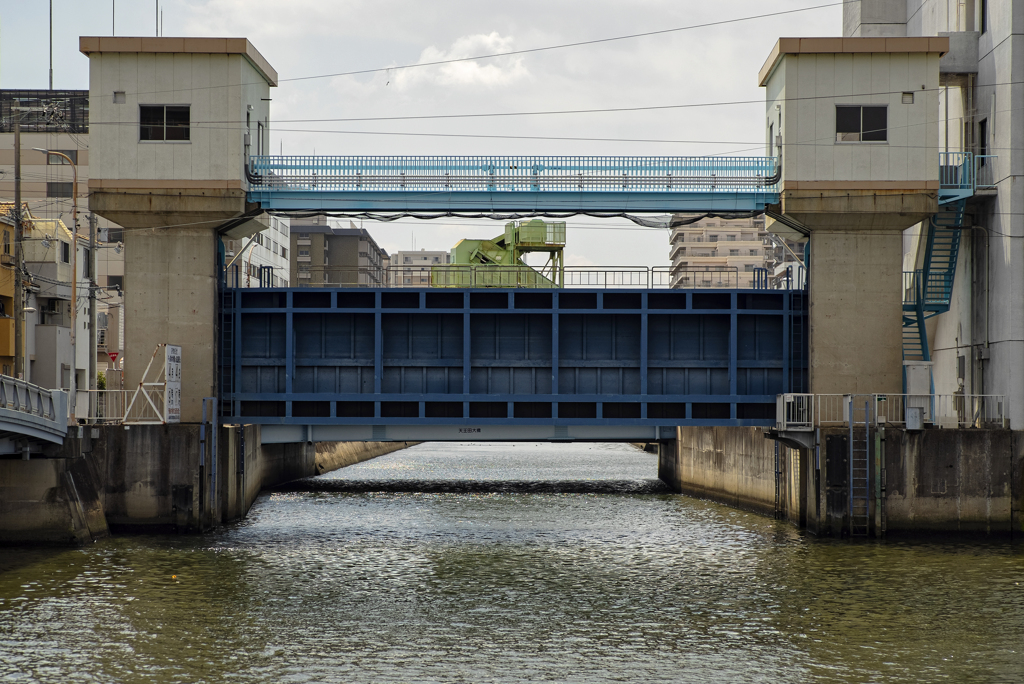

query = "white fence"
[{"left": 777, "top": 393, "right": 1007, "bottom": 430}]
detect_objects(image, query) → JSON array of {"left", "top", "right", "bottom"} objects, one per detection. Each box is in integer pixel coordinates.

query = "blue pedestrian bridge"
[
  {"left": 221, "top": 283, "right": 807, "bottom": 444},
  {"left": 246, "top": 155, "right": 781, "bottom": 214}
]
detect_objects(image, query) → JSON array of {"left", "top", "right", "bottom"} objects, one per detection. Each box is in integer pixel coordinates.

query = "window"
[
  {"left": 46, "top": 150, "right": 77, "bottom": 165},
  {"left": 978, "top": 118, "right": 988, "bottom": 165},
  {"left": 836, "top": 105, "right": 887, "bottom": 142},
  {"left": 103, "top": 227, "right": 124, "bottom": 243},
  {"left": 768, "top": 123, "right": 774, "bottom": 157},
  {"left": 299, "top": 250, "right": 309, "bottom": 257},
  {"left": 47, "top": 182, "right": 73, "bottom": 198},
  {"left": 61, "top": 241, "right": 70, "bottom": 264},
  {"left": 2, "top": 230, "right": 9, "bottom": 255},
  {"left": 729, "top": 249, "right": 740, "bottom": 256},
  {"left": 744, "top": 264, "right": 756, "bottom": 272},
  {"left": 981, "top": 0, "right": 988, "bottom": 33},
  {"left": 140, "top": 104, "right": 190, "bottom": 141},
  {"left": 709, "top": 234, "right": 718, "bottom": 242},
  {"left": 280, "top": 247, "right": 287, "bottom": 259},
  {"left": 749, "top": 249, "right": 758, "bottom": 256},
  {"left": 107, "top": 275, "right": 124, "bottom": 290}
]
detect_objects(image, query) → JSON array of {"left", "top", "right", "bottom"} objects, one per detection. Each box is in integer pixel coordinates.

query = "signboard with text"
[{"left": 165, "top": 344, "right": 181, "bottom": 423}]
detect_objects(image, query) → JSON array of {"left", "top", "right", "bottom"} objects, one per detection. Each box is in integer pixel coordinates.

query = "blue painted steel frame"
[
  {"left": 245, "top": 155, "right": 781, "bottom": 213},
  {"left": 221, "top": 288, "right": 808, "bottom": 429}
]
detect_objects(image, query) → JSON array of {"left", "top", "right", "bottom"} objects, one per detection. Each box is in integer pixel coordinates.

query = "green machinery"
[{"left": 432, "top": 219, "right": 566, "bottom": 288}]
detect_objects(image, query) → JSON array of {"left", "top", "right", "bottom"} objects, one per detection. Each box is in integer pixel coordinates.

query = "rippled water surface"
[{"left": 2, "top": 442, "right": 1023, "bottom": 683}]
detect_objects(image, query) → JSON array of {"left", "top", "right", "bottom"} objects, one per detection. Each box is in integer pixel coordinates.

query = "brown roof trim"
[
  {"left": 759, "top": 36, "right": 949, "bottom": 86},
  {"left": 79, "top": 36, "right": 278, "bottom": 86},
  {"left": 781, "top": 180, "right": 940, "bottom": 191}
]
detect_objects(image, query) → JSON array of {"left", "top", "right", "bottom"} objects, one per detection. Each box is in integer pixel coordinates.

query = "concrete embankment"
[
  {"left": 0, "top": 425, "right": 415, "bottom": 545},
  {"left": 659, "top": 425, "right": 1024, "bottom": 537}
]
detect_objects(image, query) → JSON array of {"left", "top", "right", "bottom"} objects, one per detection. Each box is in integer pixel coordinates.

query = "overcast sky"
[{"left": 0, "top": 0, "right": 841, "bottom": 265}]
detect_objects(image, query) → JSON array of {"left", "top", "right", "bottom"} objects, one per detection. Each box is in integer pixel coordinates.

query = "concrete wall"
[
  {"left": 808, "top": 230, "right": 905, "bottom": 394},
  {"left": 659, "top": 426, "right": 804, "bottom": 522},
  {"left": 88, "top": 51, "right": 268, "bottom": 183},
  {"left": 765, "top": 46, "right": 941, "bottom": 185},
  {"left": 0, "top": 425, "right": 417, "bottom": 544}
]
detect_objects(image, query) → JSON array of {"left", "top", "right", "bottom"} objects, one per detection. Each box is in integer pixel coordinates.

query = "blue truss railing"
[
  {"left": 245, "top": 155, "right": 781, "bottom": 213},
  {"left": 247, "top": 155, "right": 780, "bottom": 193}
]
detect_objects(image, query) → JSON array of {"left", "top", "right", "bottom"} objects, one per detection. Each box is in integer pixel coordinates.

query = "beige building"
[
  {"left": 669, "top": 216, "right": 770, "bottom": 288},
  {"left": 391, "top": 249, "right": 451, "bottom": 286}
]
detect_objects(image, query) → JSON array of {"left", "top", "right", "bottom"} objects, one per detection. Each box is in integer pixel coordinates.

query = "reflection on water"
[{"left": 1, "top": 442, "right": 1023, "bottom": 683}]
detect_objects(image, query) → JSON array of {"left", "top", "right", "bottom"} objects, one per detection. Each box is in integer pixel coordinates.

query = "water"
[{"left": 1, "top": 442, "right": 1023, "bottom": 683}]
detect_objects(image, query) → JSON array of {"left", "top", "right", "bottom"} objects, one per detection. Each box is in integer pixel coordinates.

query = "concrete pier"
[
  {"left": 0, "top": 425, "right": 415, "bottom": 544},
  {"left": 660, "top": 425, "right": 1023, "bottom": 537}
]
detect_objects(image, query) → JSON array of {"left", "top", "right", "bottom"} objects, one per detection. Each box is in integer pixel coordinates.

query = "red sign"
[{"left": 107, "top": 352, "right": 120, "bottom": 363}]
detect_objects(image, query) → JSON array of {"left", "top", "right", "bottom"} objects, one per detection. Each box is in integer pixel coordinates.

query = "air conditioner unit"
[
  {"left": 0, "top": 254, "right": 13, "bottom": 266},
  {"left": 46, "top": 300, "right": 61, "bottom": 314}
]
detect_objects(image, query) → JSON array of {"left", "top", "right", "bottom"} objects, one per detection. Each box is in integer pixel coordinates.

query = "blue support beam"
[
  {"left": 220, "top": 287, "right": 808, "bottom": 432},
  {"left": 245, "top": 155, "right": 781, "bottom": 214}
]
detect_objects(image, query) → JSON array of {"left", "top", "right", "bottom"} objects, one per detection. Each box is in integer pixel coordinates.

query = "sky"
[{"left": 0, "top": 0, "right": 842, "bottom": 266}]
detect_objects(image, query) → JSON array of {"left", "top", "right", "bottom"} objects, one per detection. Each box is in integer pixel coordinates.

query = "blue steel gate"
[{"left": 220, "top": 287, "right": 807, "bottom": 442}]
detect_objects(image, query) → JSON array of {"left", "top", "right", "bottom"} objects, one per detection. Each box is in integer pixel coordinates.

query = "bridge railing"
[
  {"left": 0, "top": 375, "right": 67, "bottom": 431},
  {"left": 779, "top": 393, "right": 1007, "bottom": 429},
  {"left": 286, "top": 265, "right": 804, "bottom": 290},
  {"left": 247, "top": 155, "right": 780, "bottom": 193}
]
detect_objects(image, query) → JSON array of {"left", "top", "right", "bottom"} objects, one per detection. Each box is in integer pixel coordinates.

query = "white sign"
[{"left": 165, "top": 344, "right": 182, "bottom": 423}]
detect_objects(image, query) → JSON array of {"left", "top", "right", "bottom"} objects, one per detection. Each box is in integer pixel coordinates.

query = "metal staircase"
[{"left": 901, "top": 199, "right": 966, "bottom": 369}]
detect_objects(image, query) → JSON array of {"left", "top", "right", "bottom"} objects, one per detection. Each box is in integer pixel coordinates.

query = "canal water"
[{"left": 1, "top": 442, "right": 1023, "bottom": 683}]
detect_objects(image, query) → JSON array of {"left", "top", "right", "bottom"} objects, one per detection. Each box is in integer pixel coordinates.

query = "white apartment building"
[
  {"left": 224, "top": 215, "right": 290, "bottom": 287},
  {"left": 391, "top": 249, "right": 451, "bottom": 286},
  {"left": 669, "top": 216, "right": 786, "bottom": 288}
]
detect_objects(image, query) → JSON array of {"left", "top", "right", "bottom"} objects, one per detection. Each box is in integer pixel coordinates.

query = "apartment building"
[
  {"left": 390, "top": 249, "right": 451, "bottom": 286},
  {"left": 224, "top": 215, "right": 290, "bottom": 287},
  {"left": 669, "top": 216, "right": 765, "bottom": 288},
  {"left": 289, "top": 216, "right": 388, "bottom": 287}
]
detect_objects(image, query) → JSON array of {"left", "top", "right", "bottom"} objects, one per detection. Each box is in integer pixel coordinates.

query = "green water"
[{"left": 1, "top": 442, "right": 1022, "bottom": 682}]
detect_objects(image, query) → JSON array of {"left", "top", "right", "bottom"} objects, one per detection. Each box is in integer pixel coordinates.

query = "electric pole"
[
  {"left": 88, "top": 213, "right": 98, "bottom": 422},
  {"left": 13, "top": 113, "right": 23, "bottom": 380},
  {"left": 49, "top": 1, "right": 53, "bottom": 90}
]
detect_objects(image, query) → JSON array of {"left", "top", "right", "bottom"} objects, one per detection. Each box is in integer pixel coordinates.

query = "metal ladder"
[
  {"left": 848, "top": 399, "right": 871, "bottom": 537},
  {"left": 790, "top": 291, "right": 807, "bottom": 393}
]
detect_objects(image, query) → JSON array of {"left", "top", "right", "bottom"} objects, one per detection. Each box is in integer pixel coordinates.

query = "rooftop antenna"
[
  {"left": 155, "top": 1, "right": 159, "bottom": 37},
  {"left": 112, "top": 1, "right": 115, "bottom": 36}
]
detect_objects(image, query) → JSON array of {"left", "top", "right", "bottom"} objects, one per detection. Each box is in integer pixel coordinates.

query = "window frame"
[
  {"left": 139, "top": 104, "right": 191, "bottom": 143},
  {"left": 835, "top": 104, "right": 888, "bottom": 143},
  {"left": 46, "top": 150, "right": 78, "bottom": 165}
]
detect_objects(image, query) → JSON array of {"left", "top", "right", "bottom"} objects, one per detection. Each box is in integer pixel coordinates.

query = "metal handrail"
[
  {"left": 247, "top": 155, "right": 781, "bottom": 193},
  {"left": 284, "top": 265, "right": 806, "bottom": 290}
]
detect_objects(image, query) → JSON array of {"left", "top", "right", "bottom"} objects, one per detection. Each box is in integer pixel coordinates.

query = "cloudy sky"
[{"left": 1, "top": 0, "right": 841, "bottom": 265}]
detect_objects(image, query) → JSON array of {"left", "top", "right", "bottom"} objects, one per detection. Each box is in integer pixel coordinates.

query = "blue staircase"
[{"left": 902, "top": 200, "right": 965, "bottom": 367}]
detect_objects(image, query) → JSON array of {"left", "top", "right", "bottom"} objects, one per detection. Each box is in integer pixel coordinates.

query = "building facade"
[
  {"left": 668, "top": 216, "right": 804, "bottom": 288},
  {"left": 844, "top": 0, "right": 1024, "bottom": 425},
  {"left": 224, "top": 215, "right": 290, "bottom": 287},
  {"left": 390, "top": 249, "right": 451, "bottom": 286},
  {"left": 289, "top": 217, "right": 388, "bottom": 287}
]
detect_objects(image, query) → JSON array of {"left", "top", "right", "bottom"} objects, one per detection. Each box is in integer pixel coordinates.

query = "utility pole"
[
  {"left": 13, "top": 113, "right": 23, "bottom": 380},
  {"left": 88, "top": 214, "right": 97, "bottom": 423},
  {"left": 49, "top": 0, "right": 53, "bottom": 90},
  {"left": 156, "top": 1, "right": 159, "bottom": 36}
]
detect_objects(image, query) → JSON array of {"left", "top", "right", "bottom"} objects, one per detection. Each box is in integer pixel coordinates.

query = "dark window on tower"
[
  {"left": 978, "top": 118, "right": 988, "bottom": 165},
  {"left": 836, "top": 105, "right": 887, "bottom": 142},
  {"left": 140, "top": 105, "right": 190, "bottom": 141}
]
